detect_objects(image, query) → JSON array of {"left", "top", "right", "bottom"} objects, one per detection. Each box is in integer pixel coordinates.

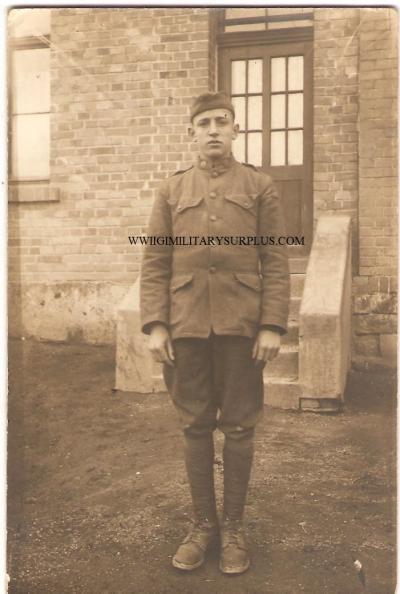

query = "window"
[
  {"left": 270, "top": 55, "right": 304, "bottom": 166},
  {"left": 8, "top": 9, "right": 51, "bottom": 181}
]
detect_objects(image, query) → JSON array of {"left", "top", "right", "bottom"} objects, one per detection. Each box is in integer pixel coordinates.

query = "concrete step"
[
  {"left": 289, "top": 297, "right": 301, "bottom": 323},
  {"left": 282, "top": 321, "right": 299, "bottom": 346},
  {"left": 289, "top": 257, "right": 308, "bottom": 274},
  {"left": 264, "top": 344, "right": 298, "bottom": 378},
  {"left": 290, "top": 273, "right": 305, "bottom": 298},
  {"left": 264, "top": 376, "right": 301, "bottom": 409}
]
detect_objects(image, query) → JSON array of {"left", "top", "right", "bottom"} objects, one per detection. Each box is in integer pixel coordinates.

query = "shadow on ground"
[{"left": 7, "top": 338, "right": 396, "bottom": 594}]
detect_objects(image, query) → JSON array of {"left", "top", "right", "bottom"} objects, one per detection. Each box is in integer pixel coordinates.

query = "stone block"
[
  {"left": 354, "top": 334, "right": 380, "bottom": 357},
  {"left": 115, "top": 278, "right": 166, "bottom": 393},
  {"left": 379, "top": 334, "right": 397, "bottom": 367},
  {"left": 355, "top": 314, "right": 397, "bottom": 335},
  {"left": 353, "top": 292, "right": 397, "bottom": 314}
]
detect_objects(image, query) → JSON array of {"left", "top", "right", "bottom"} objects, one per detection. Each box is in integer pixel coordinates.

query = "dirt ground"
[{"left": 7, "top": 338, "right": 396, "bottom": 594}]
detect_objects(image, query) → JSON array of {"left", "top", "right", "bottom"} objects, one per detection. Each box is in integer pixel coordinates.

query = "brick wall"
[
  {"left": 353, "top": 7, "right": 397, "bottom": 366},
  {"left": 313, "top": 8, "right": 360, "bottom": 227},
  {"left": 9, "top": 7, "right": 212, "bottom": 343},
  {"left": 314, "top": 7, "right": 397, "bottom": 367}
]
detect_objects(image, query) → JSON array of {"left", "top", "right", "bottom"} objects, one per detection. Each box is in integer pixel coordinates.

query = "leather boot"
[
  {"left": 220, "top": 434, "right": 253, "bottom": 574},
  {"left": 172, "top": 432, "right": 218, "bottom": 570},
  {"left": 172, "top": 518, "right": 219, "bottom": 571},
  {"left": 220, "top": 519, "right": 250, "bottom": 574}
]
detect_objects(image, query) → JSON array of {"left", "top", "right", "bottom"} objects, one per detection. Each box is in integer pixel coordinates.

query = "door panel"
[{"left": 219, "top": 42, "right": 313, "bottom": 255}]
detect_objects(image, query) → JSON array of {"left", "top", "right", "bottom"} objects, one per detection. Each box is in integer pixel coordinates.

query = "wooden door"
[{"left": 219, "top": 42, "right": 313, "bottom": 255}]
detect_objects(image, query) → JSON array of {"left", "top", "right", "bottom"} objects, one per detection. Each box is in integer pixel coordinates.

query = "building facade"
[{"left": 8, "top": 7, "right": 397, "bottom": 368}]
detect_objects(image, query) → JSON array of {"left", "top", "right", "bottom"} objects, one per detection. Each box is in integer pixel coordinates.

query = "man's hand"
[
  {"left": 252, "top": 329, "right": 281, "bottom": 365},
  {"left": 148, "top": 324, "right": 175, "bottom": 366}
]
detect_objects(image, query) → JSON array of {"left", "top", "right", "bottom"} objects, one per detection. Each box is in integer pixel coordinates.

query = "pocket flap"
[
  {"left": 234, "top": 272, "right": 262, "bottom": 292},
  {"left": 170, "top": 273, "right": 194, "bottom": 293},
  {"left": 224, "top": 193, "right": 258, "bottom": 210},
  {"left": 169, "top": 195, "right": 203, "bottom": 212}
]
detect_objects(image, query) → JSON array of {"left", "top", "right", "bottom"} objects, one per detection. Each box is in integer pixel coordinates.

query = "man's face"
[{"left": 189, "top": 108, "right": 239, "bottom": 160}]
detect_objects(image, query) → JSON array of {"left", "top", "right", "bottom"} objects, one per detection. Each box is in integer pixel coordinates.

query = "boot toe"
[
  {"left": 220, "top": 545, "right": 250, "bottom": 574},
  {"left": 172, "top": 542, "right": 205, "bottom": 571}
]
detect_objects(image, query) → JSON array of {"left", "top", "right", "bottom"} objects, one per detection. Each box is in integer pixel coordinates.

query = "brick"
[
  {"left": 353, "top": 293, "right": 397, "bottom": 314},
  {"left": 355, "top": 314, "right": 397, "bottom": 335},
  {"left": 354, "top": 334, "right": 381, "bottom": 357}
]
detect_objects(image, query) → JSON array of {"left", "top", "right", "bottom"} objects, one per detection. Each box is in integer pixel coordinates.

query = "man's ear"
[
  {"left": 188, "top": 126, "right": 196, "bottom": 141},
  {"left": 232, "top": 122, "right": 240, "bottom": 139}
]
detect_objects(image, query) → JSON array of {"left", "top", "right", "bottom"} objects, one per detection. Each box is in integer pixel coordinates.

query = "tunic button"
[
  {"left": 200, "top": 161, "right": 207, "bottom": 169},
  {"left": 244, "top": 201, "right": 249, "bottom": 207},
  {"left": 177, "top": 206, "right": 182, "bottom": 211},
  {"left": 211, "top": 171, "right": 218, "bottom": 178},
  {"left": 209, "top": 192, "right": 217, "bottom": 199},
  {"left": 210, "top": 215, "right": 217, "bottom": 221},
  {"left": 209, "top": 266, "right": 216, "bottom": 273}
]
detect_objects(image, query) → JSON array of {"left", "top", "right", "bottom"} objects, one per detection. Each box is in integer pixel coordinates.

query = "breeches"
[{"left": 163, "top": 333, "right": 264, "bottom": 440}]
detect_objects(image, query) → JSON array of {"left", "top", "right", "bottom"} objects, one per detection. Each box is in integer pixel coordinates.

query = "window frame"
[{"left": 8, "top": 32, "right": 51, "bottom": 183}]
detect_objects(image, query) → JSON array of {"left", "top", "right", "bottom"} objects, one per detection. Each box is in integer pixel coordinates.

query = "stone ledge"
[
  {"left": 8, "top": 181, "right": 60, "bottom": 203},
  {"left": 299, "top": 214, "right": 352, "bottom": 402}
]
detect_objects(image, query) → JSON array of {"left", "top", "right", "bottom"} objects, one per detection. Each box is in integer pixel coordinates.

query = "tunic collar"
[{"left": 195, "top": 154, "right": 236, "bottom": 175}]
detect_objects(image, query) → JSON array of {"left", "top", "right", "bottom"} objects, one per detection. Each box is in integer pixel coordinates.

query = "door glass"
[
  {"left": 288, "top": 93, "right": 303, "bottom": 128},
  {"left": 231, "top": 96, "right": 246, "bottom": 129},
  {"left": 230, "top": 58, "right": 263, "bottom": 164},
  {"left": 270, "top": 55, "right": 304, "bottom": 166},
  {"left": 231, "top": 60, "right": 246, "bottom": 94},
  {"left": 271, "top": 57, "right": 286, "bottom": 92},
  {"left": 271, "top": 94, "right": 286, "bottom": 129},
  {"left": 288, "top": 56, "right": 304, "bottom": 91},
  {"left": 270, "top": 131, "right": 285, "bottom": 166},
  {"left": 248, "top": 59, "right": 263, "bottom": 93},
  {"left": 248, "top": 132, "right": 262, "bottom": 166},
  {"left": 288, "top": 130, "right": 303, "bottom": 165},
  {"left": 248, "top": 96, "right": 262, "bottom": 129}
]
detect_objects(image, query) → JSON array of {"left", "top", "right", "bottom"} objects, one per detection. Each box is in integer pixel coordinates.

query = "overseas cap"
[{"left": 190, "top": 92, "right": 235, "bottom": 122}]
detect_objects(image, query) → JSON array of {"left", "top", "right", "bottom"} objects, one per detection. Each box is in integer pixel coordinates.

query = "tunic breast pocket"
[
  {"left": 168, "top": 195, "right": 205, "bottom": 236},
  {"left": 223, "top": 193, "right": 258, "bottom": 235}
]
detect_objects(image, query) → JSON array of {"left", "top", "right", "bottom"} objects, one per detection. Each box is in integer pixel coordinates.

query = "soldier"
[{"left": 140, "top": 92, "right": 290, "bottom": 575}]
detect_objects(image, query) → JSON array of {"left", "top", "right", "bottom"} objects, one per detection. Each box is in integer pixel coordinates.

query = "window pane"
[
  {"left": 226, "top": 8, "right": 266, "bottom": 19},
  {"left": 288, "top": 56, "right": 304, "bottom": 91},
  {"left": 248, "top": 96, "right": 262, "bottom": 130},
  {"left": 8, "top": 8, "right": 51, "bottom": 38},
  {"left": 288, "top": 93, "right": 303, "bottom": 128},
  {"left": 247, "top": 132, "right": 262, "bottom": 167},
  {"left": 231, "top": 61, "right": 246, "bottom": 94},
  {"left": 233, "top": 133, "right": 246, "bottom": 163},
  {"left": 271, "top": 57, "right": 286, "bottom": 92},
  {"left": 288, "top": 130, "right": 303, "bottom": 165},
  {"left": 231, "top": 96, "right": 246, "bottom": 130},
  {"left": 11, "top": 113, "right": 50, "bottom": 178},
  {"left": 271, "top": 94, "right": 286, "bottom": 129},
  {"left": 270, "top": 131, "right": 285, "bottom": 166},
  {"left": 248, "top": 59, "right": 262, "bottom": 93},
  {"left": 12, "top": 48, "right": 50, "bottom": 114}
]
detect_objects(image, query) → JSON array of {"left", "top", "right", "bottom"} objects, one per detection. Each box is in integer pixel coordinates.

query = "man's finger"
[
  {"left": 256, "top": 346, "right": 265, "bottom": 362},
  {"left": 167, "top": 339, "right": 175, "bottom": 362}
]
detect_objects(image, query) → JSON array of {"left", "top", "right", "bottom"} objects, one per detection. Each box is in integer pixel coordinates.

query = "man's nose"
[{"left": 208, "top": 120, "right": 218, "bottom": 135}]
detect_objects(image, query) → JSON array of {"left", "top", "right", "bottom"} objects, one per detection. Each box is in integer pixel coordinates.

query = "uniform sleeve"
[
  {"left": 140, "top": 182, "right": 173, "bottom": 335},
  {"left": 257, "top": 177, "right": 290, "bottom": 334}
]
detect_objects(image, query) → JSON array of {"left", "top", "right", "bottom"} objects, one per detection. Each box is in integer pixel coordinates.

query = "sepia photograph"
[{"left": 7, "top": 4, "right": 397, "bottom": 593}]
